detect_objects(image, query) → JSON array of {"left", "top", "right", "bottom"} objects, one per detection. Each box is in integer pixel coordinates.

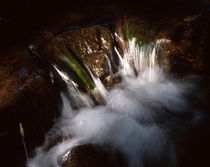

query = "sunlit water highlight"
[{"left": 28, "top": 38, "right": 203, "bottom": 167}]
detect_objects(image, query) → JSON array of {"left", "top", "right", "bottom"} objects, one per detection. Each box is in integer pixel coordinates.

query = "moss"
[
  {"left": 53, "top": 42, "right": 95, "bottom": 92},
  {"left": 123, "top": 19, "right": 160, "bottom": 47}
]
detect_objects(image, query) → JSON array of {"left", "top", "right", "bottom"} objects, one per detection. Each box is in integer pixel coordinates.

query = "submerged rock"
[{"left": 63, "top": 144, "right": 127, "bottom": 167}]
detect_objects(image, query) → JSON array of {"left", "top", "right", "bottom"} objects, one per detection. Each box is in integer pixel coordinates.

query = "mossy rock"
[
  {"left": 36, "top": 37, "right": 95, "bottom": 92},
  {"left": 122, "top": 18, "right": 163, "bottom": 47},
  {"left": 60, "top": 25, "right": 114, "bottom": 79},
  {"left": 121, "top": 15, "right": 210, "bottom": 76}
]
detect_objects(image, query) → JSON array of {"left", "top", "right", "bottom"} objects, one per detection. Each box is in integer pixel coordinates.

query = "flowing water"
[{"left": 27, "top": 37, "right": 205, "bottom": 167}]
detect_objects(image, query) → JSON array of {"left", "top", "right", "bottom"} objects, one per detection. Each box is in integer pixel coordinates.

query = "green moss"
[
  {"left": 54, "top": 43, "right": 95, "bottom": 92},
  {"left": 123, "top": 19, "right": 159, "bottom": 47},
  {"left": 184, "top": 13, "right": 201, "bottom": 22}
]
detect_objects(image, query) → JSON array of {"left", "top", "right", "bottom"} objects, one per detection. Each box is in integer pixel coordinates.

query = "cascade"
[{"left": 27, "top": 36, "right": 203, "bottom": 167}]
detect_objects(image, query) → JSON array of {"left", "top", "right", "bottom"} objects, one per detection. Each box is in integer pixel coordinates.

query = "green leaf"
[{"left": 19, "top": 123, "right": 24, "bottom": 137}]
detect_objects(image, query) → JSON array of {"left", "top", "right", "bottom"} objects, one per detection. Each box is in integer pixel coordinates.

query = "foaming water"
[{"left": 28, "top": 38, "right": 204, "bottom": 167}]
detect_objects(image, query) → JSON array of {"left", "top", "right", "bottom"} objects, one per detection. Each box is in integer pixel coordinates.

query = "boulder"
[
  {"left": 63, "top": 144, "right": 127, "bottom": 167},
  {"left": 61, "top": 25, "right": 114, "bottom": 79}
]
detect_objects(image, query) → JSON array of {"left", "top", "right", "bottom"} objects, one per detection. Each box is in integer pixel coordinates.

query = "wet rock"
[
  {"left": 62, "top": 144, "right": 127, "bottom": 167},
  {"left": 44, "top": 135, "right": 71, "bottom": 152},
  {"left": 120, "top": 14, "right": 210, "bottom": 76},
  {"left": 37, "top": 35, "right": 95, "bottom": 92},
  {"left": 153, "top": 13, "right": 210, "bottom": 76},
  {"left": 121, "top": 18, "right": 163, "bottom": 46},
  {"left": 36, "top": 25, "right": 117, "bottom": 91},
  {"left": 61, "top": 25, "right": 114, "bottom": 79},
  {"left": 115, "top": 17, "right": 173, "bottom": 73},
  {"left": 168, "top": 14, "right": 210, "bottom": 76}
]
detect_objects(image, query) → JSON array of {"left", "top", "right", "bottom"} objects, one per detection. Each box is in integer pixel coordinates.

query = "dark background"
[{"left": 0, "top": 0, "right": 208, "bottom": 49}]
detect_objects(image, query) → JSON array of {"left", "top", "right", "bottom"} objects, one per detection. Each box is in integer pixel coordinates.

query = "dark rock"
[
  {"left": 159, "top": 13, "right": 210, "bottom": 76},
  {"left": 44, "top": 135, "right": 71, "bottom": 152},
  {"left": 63, "top": 144, "right": 127, "bottom": 167}
]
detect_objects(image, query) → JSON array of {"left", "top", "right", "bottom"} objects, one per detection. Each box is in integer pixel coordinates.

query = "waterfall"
[
  {"left": 27, "top": 36, "right": 203, "bottom": 167},
  {"left": 115, "top": 37, "right": 170, "bottom": 81}
]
